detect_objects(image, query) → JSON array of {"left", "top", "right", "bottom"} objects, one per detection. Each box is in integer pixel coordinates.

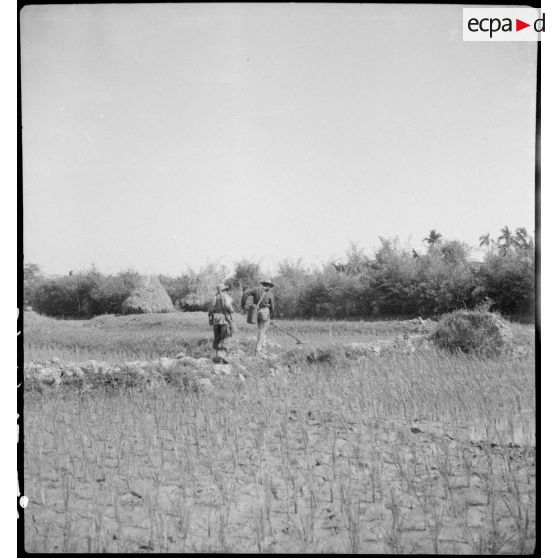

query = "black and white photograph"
[{"left": 19, "top": 2, "right": 539, "bottom": 554}]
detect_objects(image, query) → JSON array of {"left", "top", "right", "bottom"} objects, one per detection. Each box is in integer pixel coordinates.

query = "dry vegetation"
[
  {"left": 23, "top": 311, "right": 536, "bottom": 553},
  {"left": 121, "top": 276, "right": 174, "bottom": 315}
]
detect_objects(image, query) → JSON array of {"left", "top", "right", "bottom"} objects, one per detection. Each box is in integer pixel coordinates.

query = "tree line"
[{"left": 24, "top": 227, "right": 535, "bottom": 322}]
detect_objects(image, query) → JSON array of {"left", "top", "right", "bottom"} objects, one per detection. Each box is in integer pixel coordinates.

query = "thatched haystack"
[{"left": 121, "top": 275, "right": 174, "bottom": 315}]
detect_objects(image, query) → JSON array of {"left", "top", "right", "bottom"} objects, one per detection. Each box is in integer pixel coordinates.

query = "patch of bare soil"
[{"left": 23, "top": 401, "right": 536, "bottom": 553}]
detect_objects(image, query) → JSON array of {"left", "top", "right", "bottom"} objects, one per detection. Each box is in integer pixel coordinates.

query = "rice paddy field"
[{"left": 22, "top": 310, "right": 537, "bottom": 553}]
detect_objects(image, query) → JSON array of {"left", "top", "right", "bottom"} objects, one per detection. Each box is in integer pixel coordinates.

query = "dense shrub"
[
  {"left": 160, "top": 362, "right": 200, "bottom": 392},
  {"left": 303, "top": 268, "right": 368, "bottom": 320},
  {"left": 87, "top": 367, "right": 145, "bottom": 390},
  {"left": 272, "top": 260, "right": 311, "bottom": 319},
  {"left": 31, "top": 274, "right": 97, "bottom": 318},
  {"left": 24, "top": 263, "right": 44, "bottom": 308},
  {"left": 87, "top": 275, "right": 136, "bottom": 315},
  {"left": 31, "top": 279, "right": 74, "bottom": 317},
  {"left": 369, "top": 240, "right": 480, "bottom": 317},
  {"left": 480, "top": 249, "right": 535, "bottom": 319},
  {"left": 305, "top": 346, "right": 347, "bottom": 366},
  {"left": 282, "top": 345, "right": 347, "bottom": 367},
  {"left": 229, "top": 260, "right": 262, "bottom": 291},
  {"left": 179, "top": 293, "right": 209, "bottom": 312},
  {"left": 430, "top": 309, "right": 512, "bottom": 356}
]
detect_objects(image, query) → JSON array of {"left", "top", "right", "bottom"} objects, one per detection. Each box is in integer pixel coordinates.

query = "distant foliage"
[
  {"left": 158, "top": 273, "right": 194, "bottom": 307},
  {"left": 32, "top": 270, "right": 99, "bottom": 318},
  {"left": 179, "top": 293, "right": 209, "bottom": 312},
  {"left": 480, "top": 248, "right": 535, "bottom": 319},
  {"left": 31, "top": 268, "right": 157, "bottom": 318},
  {"left": 430, "top": 309, "right": 512, "bottom": 356},
  {"left": 176, "top": 262, "right": 229, "bottom": 311},
  {"left": 32, "top": 277, "right": 81, "bottom": 318},
  {"left": 87, "top": 273, "right": 140, "bottom": 315},
  {"left": 229, "top": 260, "right": 262, "bottom": 291},
  {"left": 26, "top": 226, "right": 535, "bottom": 322},
  {"left": 268, "top": 233, "right": 533, "bottom": 322},
  {"left": 272, "top": 259, "right": 311, "bottom": 318},
  {"left": 271, "top": 238, "right": 485, "bottom": 320},
  {"left": 24, "top": 263, "right": 44, "bottom": 308}
]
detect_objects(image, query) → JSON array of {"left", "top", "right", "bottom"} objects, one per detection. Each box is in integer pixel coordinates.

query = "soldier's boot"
[{"left": 215, "top": 349, "right": 229, "bottom": 363}]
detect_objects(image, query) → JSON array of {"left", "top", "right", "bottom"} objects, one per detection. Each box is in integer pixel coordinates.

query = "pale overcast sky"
[{"left": 21, "top": 3, "right": 537, "bottom": 276}]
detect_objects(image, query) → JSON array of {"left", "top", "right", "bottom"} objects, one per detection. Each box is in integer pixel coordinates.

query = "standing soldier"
[
  {"left": 241, "top": 278, "right": 275, "bottom": 354},
  {"left": 208, "top": 283, "right": 235, "bottom": 361}
]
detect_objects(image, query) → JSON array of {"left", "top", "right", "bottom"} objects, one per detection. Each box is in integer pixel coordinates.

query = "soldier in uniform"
[
  {"left": 208, "top": 283, "right": 235, "bottom": 361},
  {"left": 241, "top": 278, "right": 275, "bottom": 354}
]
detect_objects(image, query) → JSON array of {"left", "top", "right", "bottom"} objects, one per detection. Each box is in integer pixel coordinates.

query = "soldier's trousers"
[
  {"left": 256, "top": 307, "right": 270, "bottom": 352},
  {"left": 213, "top": 324, "right": 231, "bottom": 352}
]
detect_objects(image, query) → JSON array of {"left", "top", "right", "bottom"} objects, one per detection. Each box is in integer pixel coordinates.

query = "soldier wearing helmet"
[{"left": 208, "top": 283, "right": 235, "bottom": 361}]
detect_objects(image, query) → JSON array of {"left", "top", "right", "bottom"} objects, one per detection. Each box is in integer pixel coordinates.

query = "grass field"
[{"left": 23, "top": 311, "right": 536, "bottom": 553}]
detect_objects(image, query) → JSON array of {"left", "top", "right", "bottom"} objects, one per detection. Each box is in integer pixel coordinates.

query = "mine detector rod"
[{"left": 270, "top": 322, "right": 307, "bottom": 345}]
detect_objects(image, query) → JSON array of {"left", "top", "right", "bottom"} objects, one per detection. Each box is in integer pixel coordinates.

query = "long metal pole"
[{"left": 270, "top": 322, "right": 306, "bottom": 344}]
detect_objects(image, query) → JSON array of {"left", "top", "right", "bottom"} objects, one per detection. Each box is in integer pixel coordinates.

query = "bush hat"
[
  {"left": 259, "top": 278, "right": 274, "bottom": 288},
  {"left": 216, "top": 283, "right": 230, "bottom": 292}
]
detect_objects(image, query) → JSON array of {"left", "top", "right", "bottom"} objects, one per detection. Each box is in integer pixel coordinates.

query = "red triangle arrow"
[{"left": 516, "top": 19, "right": 530, "bottom": 31}]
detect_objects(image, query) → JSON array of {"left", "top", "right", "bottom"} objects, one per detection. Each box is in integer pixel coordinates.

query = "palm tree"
[
  {"left": 478, "top": 233, "right": 491, "bottom": 248},
  {"left": 423, "top": 229, "right": 443, "bottom": 246},
  {"left": 498, "top": 226, "right": 513, "bottom": 248},
  {"left": 498, "top": 225, "right": 514, "bottom": 256},
  {"left": 513, "top": 227, "right": 532, "bottom": 249}
]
